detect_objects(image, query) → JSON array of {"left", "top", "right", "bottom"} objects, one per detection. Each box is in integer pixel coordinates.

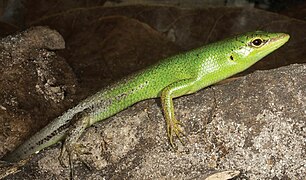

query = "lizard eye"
[{"left": 250, "top": 38, "right": 264, "bottom": 47}]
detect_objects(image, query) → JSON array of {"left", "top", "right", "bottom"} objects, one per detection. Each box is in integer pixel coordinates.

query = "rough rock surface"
[
  {"left": 0, "top": 5, "right": 305, "bottom": 179},
  {"left": 2, "top": 64, "right": 305, "bottom": 179},
  {"left": 0, "top": 26, "right": 77, "bottom": 157}
]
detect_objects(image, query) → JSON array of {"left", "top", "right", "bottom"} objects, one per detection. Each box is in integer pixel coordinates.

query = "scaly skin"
[{"left": 3, "top": 31, "right": 289, "bottom": 163}]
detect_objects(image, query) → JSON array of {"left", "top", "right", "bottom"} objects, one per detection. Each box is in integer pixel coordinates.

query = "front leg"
[{"left": 160, "top": 78, "right": 197, "bottom": 148}]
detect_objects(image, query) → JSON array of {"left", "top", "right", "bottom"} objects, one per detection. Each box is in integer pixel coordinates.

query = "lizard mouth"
[
  {"left": 270, "top": 33, "right": 290, "bottom": 45},
  {"left": 262, "top": 33, "right": 290, "bottom": 53}
]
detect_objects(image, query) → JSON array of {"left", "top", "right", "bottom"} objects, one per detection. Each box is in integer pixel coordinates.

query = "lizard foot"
[
  {"left": 58, "top": 110, "right": 91, "bottom": 179},
  {"left": 59, "top": 141, "right": 88, "bottom": 179},
  {"left": 166, "top": 117, "right": 186, "bottom": 148}
]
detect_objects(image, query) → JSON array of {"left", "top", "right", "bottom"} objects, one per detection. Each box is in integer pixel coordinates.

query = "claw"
[
  {"left": 59, "top": 144, "right": 67, "bottom": 168},
  {"left": 166, "top": 117, "right": 186, "bottom": 148},
  {"left": 57, "top": 111, "right": 90, "bottom": 178},
  {"left": 58, "top": 142, "right": 76, "bottom": 179}
]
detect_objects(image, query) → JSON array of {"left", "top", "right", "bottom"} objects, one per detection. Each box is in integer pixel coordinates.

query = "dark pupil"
[{"left": 252, "top": 39, "right": 262, "bottom": 46}]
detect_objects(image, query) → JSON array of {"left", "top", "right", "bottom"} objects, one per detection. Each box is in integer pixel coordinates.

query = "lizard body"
[{"left": 2, "top": 31, "right": 289, "bottom": 162}]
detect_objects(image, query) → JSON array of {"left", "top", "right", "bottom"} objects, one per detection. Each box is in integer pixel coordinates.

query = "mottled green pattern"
[{"left": 3, "top": 31, "right": 289, "bottom": 162}]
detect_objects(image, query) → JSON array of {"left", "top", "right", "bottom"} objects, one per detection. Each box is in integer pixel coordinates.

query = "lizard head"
[{"left": 229, "top": 31, "right": 290, "bottom": 68}]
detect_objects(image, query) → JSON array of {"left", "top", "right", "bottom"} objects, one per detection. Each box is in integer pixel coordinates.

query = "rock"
[
  {"left": 3, "top": 64, "right": 304, "bottom": 179},
  {"left": 0, "top": 26, "right": 77, "bottom": 158}
]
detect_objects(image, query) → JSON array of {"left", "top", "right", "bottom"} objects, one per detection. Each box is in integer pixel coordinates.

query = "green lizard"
[{"left": 2, "top": 31, "right": 289, "bottom": 164}]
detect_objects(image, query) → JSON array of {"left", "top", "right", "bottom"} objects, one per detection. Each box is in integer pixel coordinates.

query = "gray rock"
[
  {"left": 3, "top": 64, "right": 305, "bottom": 179},
  {"left": 0, "top": 26, "right": 77, "bottom": 160}
]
